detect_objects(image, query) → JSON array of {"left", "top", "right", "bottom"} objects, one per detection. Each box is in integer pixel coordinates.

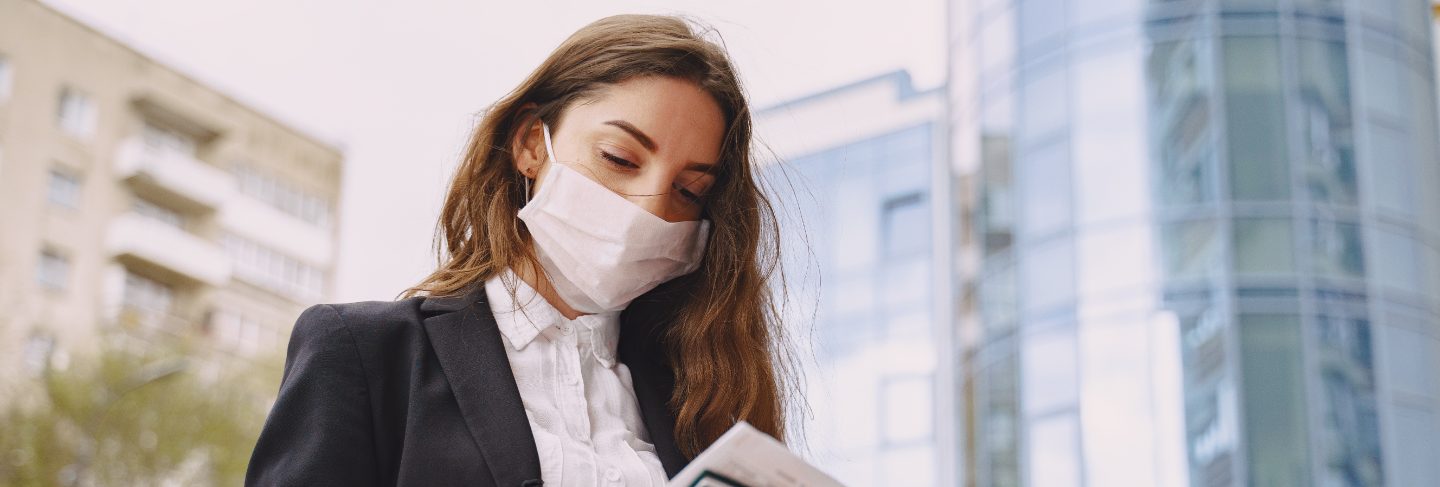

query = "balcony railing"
[
  {"left": 113, "top": 137, "right": 236, "bottom": 213},
  {"left": 106, "top": 212, "right": 231, "bottom": 286}
]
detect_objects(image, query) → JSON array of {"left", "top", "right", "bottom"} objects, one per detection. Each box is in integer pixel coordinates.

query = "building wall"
[
  {"left": 0, "top": 0, "right": 343, "bottom": 383},
  {"left": 755, "top": 71, "right": 951, "bottom": 486},
  {"left": 950, "top": 1, "right": 1440, "bottom": 486}
]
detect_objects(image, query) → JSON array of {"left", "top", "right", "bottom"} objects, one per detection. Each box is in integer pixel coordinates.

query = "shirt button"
[
  {"left": 560, "top": 325, "right": 572, "bottom": 335},
  {"left": 605, "top": 467, "right": 621, "bottom": 482}
]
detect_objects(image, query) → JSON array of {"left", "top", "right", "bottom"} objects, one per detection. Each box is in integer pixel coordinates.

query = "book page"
[{"left": 666, "top": 421, "right": 846, "bottom": 487}]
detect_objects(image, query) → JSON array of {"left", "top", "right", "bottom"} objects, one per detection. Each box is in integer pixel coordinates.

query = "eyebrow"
[{"left": 603, "top": 119, "right": 717, "bottom": 172}]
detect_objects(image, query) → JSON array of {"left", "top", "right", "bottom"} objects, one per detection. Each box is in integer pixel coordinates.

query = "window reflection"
[
  {"left": 1240, "top": 313, "right": 1311, "bottom": 487},
  {"left": 1314, "top": 313, "right": 1383, "bottom": 487},
  {"left": 1224, "top": 37, "right": 1291, "bottom": 201},
  {"left": 981, "top": 133, "right": 1015, "bottom": 256},
  {"left": 1162, "top": 219, "right": 1221, "bottom": 281},
  {"left": 1173, "top": 303, "right": 1240, "bottom": 486},
  {"left": 1308, "top": 219, "right": 1365, "bottom": 279},
  {"left": 1150, "top": 38, "right": 1217, "bottom": 209},
  {"left": 981, "top": 258, "right": 1018, "bottom": 330},
  {"left": 1297, "top": 38, "right": 1358, "bottom": 206},
  {"left": 1233, "top": 218, "right": 1296, "bottom": 275},
  {"left": 979, "top": 346, "right": 1020, "bottom": 487}
]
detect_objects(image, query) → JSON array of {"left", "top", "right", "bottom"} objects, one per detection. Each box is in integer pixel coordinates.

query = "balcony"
[
  {"left": 106, "top": 212, "right": 232, "bottom": 286},
  {"left": 113, "top": 137, "right": 236, "bottom": 213}
]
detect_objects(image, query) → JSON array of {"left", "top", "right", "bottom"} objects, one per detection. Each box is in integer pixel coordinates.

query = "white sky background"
[{"left": 45, "top": 0, "right": 945, "bottom": 302}]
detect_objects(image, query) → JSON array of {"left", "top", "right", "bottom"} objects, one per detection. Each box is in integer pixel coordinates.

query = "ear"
[{"left": 511, "top": 104, "right": 546, "bottom": 178}]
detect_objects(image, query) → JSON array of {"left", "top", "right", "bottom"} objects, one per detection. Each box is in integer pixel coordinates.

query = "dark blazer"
[{"left": 245, "top": 279, "right": 692, "bottom": 486}]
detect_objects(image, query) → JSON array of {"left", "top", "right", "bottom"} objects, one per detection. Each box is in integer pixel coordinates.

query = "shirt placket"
[{"left": 554, "top": 320, "right": 598, "bottom": 484}]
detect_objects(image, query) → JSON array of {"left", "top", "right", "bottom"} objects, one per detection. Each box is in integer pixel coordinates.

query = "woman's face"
[{"left": 516, "top": 75, "right": 727, "bottom": 223}]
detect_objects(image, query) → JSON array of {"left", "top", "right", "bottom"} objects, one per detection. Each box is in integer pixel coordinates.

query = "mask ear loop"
[{"left": 521, "top": 122, "right": 555, "bottom": 204}]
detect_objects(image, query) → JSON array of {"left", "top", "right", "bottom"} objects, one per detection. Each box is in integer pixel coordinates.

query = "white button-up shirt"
[{"left": 485, "top": 270, "right": 669, "bottom": 486}]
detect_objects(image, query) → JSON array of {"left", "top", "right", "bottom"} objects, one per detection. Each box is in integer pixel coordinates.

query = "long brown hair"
[{"left": 400, "top": 14, "right": 796, "bottom": 457}]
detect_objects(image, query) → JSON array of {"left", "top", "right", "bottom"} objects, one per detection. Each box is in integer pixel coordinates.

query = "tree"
[{"left": 0, "top": 332, "right": 282, "bottom": 486}]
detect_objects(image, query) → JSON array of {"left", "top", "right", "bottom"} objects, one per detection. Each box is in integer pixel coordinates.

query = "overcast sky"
[{"left": 46, "top": 0, "right": 945, "bottom": 302}]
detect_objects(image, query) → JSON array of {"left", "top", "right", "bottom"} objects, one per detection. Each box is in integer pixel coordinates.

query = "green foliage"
[{"left": 0, "top": 336, "right": 282, "bottom": 486}]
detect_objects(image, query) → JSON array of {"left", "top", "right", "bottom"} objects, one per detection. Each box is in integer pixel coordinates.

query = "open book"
[{"left": 666, "top": 421, "right": 845, "bottom": 487}]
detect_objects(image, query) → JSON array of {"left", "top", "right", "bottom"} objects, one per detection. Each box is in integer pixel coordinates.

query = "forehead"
[{"left": 562, "top": 76, "right": 727, "bottom": 163}]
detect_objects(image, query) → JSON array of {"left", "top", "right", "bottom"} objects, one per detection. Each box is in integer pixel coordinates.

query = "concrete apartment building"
[{"left": 0, "top": 0, "right": 343, "bottom": 383}]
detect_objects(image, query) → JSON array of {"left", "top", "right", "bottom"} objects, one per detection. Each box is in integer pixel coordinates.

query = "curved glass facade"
[{"left": 949, "top": 1, "right": 1440, "bottom": 486}]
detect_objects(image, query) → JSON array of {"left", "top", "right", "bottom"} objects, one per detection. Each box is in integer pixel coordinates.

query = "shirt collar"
[{"left": 483, "top": 269, "right": 622, "bottom": 368}]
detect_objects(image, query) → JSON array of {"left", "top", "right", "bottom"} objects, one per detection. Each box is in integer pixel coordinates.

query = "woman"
[{"left": 245, "top": 14, "right": 795, "bottom": 487}]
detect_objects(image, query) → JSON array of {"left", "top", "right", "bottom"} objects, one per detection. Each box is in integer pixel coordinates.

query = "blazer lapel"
[
  {"left": 619, "top": 295, "right": 691, "bottom": 477},
  {"left": 420, "top": 282, "right": 543, "bottom": 487},
  {"left": 623, "top": 350, "right": 688, "bottom": 477}
]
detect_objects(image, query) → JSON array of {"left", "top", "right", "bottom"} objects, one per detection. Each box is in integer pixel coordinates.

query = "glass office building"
[
  {"left": 948, "top": 0, "right": 1440, "bottom": 486},
  {"left": 756, "top": 72, "right": 951, "bottom": 486}
]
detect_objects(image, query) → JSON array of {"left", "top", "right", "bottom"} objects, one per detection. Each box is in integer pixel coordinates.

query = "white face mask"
[{"left": 516, "top": 123, "right": 711, "bottom": 313}]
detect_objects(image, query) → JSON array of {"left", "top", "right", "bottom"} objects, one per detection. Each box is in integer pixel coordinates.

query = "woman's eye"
[
  {"left": 599, "top": 150, "right": 638, "bottom": 169},
  {"left": 673, "top": 184, "right": 703, "bottom": 204}
]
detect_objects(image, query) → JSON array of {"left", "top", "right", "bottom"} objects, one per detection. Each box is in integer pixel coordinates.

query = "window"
[
  {"left": 881, "top": 192, "right": 928, "bottom": 257},
  {"left": 1373, "top": 228, "right": 1422, "bottom": 293},
  {"left": 1314, "top": 314, "right": 1382, "bottom": 485},
  {"left": 57, "top": 86, "right": 97, "bottom": 139},
  {"left": 141, "top": 122, "right": 197, "bottom": 156},
  {"left": 1233, "top": 218, "right": 1295, "bottom": 275},
  {"left": 234, "top": 163, "right": 333, "bottom": 228},
  {"left": 23, "top": 334, "right": 55, "bottom": 376},
  {"left": 1297, "top": 39, "right": 1357, "bottom": 206},
  {"left": 47, "top": 167, "right": 81, "bottom": 209},
  {"left": 1073, "top": 46, "right": 1148, "bottom": 225},
  {"left": 1364, "top": 124, "right": 1415, "bottom": 217},
  {"left": 1161, "top": 219, "right": 1221, "bottom": 280},
  {"left": 1021, "top": 236, "right": 1075, "bottom": 313},
  {"left": 1225, "top": 37, "right": 1291, "bottom": 201},
  {"left": 979, "top": 349, "right": 1020, "bottom": 487},
  {"left": 1027, "top": 413, "right": 1080, "bottom": 487},
  {"left": 1151, "top": 39, "right": 1217, "bottom": 209},
  {"left": 880, "top": 374, "right": 933, "bottom": 445},
  {"left": 1020, "top": 66, "right": 1069, "bottom": 143},
  {"left": 1240, "top": 313, "right": 1311, "bottom": 487},
  {"left": 1019, "top": 0, "right": 1066, "bottom": 49},
  {"left": 0, "top": 54, "right": 12, "bottom": 102},
  {"left": 1022, "top": 324, "right": 1078, "bottom": 416},
  {"left": 132, "top": 197, "right": 185, "bottom": 229},
  {"left": 1307, "top": 219, "right": 1364, "bottom": 279},
  {"left": 1018, "top": 141, "right": 1071, "bottom": 239},
  {"left": 122, "top": 271, "right": 173, "bottom": 316},
  {"left": 222, "top": 232, "right": 326, "bottom": 300},
  {"left": 37, "top": 248, "right": 69, "bottom": 291},
  {"left": 212, "top": 309, "right": 276, "bottom": 354}
]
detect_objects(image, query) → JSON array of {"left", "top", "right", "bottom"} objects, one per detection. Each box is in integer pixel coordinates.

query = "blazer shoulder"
[
  {"left": 298, "top": 297, "right": 434, "bottom": 345},
  {"left": 321, "top": 297, "right": 427, "bottom": 325},
  {"left": 296, "top": 286, "right": 487, "bottom": 352}
]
